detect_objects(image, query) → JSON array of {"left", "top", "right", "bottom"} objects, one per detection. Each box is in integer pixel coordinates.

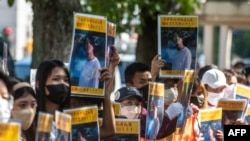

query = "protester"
[
  {"left": 148, "top": 54, "right": 207, "bottom": 141},
  {"left": 222, "top": 68, "right": 238, "bottom": 99},
  {"left": 11, "top": 81, "right": 37, "bottom": 141},
  {"left": 125, "top": 62, "right": 152, "bottom": 89},
  {"left": 123, "top": 59, "right": 184, "bottom": 140},
  {"left": 114, "top": 87, "right": 143, "bottom": 119},
  {"left": 201, "top": 68, "right": 227, "bottom": 108},
  {"left": 35, "top": 59, "right": 71, "bottom": 140},
  {"left": 0, "top": 71, "right": 13, "bottom": 123},
  {"left": 190, "top": 78, "right": 207, "bottom": 108},
  {"left": 70, "top": 68, "right": 116, "bottom": 138},
  {"left": 198, "top": 67, "right": 226, "bottom": 141},
  {"left": 222, "top": 68, "right": 238, "bottom": 85}
]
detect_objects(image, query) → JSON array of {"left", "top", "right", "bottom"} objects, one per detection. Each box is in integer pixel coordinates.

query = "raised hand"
[{"left": 151, "top": 54, "right": 165, "bottom": 81}]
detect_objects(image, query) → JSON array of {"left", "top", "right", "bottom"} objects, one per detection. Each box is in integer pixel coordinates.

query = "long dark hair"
[{"left": 35, "top": 59, "right": 71, "bottom": 113}]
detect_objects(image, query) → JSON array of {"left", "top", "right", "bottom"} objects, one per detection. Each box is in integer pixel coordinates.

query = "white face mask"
[
  {"left": 223, "top": 84, "right": 236, "bottom": 99},
  {"left": 120, "top": 106, "right": 141, "bottom": 119},
  {"left": 207, "top": 92, "right": 224, "bottom": 107},
  {"left": 11, "top": 108, "right": 36, "bottom": 130},
  {"left": 164, "top": 87, "right": 178, "bottom": 104},
  {"left": 0, "top": 96, "right": 13, "bottom": 123}
]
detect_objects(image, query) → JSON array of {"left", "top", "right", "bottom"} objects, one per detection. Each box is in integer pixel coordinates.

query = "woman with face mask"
[
  {"left": 11, "top": 81, "right": 37, "bottom": 141},
  {"left": 35, "top": 59, "right": 71, "bottom": 141},
  {"left": 0, "top": 71, "right": 13, "bottom": 123},
  {"left": 114, "top": 87, "right": 143, "bottom": 119},
  {"left": 190, "top": 78, "right": 207, "bottom": 108}
]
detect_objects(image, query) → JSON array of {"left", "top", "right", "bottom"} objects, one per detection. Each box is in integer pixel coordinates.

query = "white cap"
[{"left": 202, "top": 69, "right": 228, "bottom": 89}]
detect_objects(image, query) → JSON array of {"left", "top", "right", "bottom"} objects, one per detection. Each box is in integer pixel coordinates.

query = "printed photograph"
[
  {"left": 71, "top": 123, "right": 100, "bottom": 141},
  {"left": 145, "top": 95, "right": 164, "bottom": 139},
  {"left": 69, "top": 30, "right": 106, "bottom": 89},
  {"left": 160, "top": 28, "right": 197, "bottom": 71},
  {"left": 200, "top": 120, "right": 222, "bottom": 141}
]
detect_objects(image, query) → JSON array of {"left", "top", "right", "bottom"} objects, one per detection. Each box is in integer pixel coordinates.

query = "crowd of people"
[{"left": 1, "top": 37, "right": 250, "bottom": 141}]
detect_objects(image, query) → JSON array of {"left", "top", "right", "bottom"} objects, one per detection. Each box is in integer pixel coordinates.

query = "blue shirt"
[{"left": 172, "top": 47, "right": 192, "bottom": 70}]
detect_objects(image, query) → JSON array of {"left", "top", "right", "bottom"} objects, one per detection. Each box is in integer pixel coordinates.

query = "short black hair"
[{"left": 124, "top": 62, "right": 150, "bottom": 84}]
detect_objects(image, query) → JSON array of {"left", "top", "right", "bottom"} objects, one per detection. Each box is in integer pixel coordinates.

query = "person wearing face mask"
[
  {"left": 122, "top": 57, "right": 179, "bottom": 141},
  {"left": 164, "top": 87, "right": 178, "bottom": 108},
  {"left": 11, "top": 81, "right": 37, "bottom": 141},
  {"left": 35, "top": 59, "right": 71, "bottom": 141},
  {"left": 190, "top": 78, "right": 207, "bottom": 108},
  {"left": 0, "top": 71, "right": 13, "bottom": 123},
  {"left": 114, "top": 87, "right": 143, "bottom": 119},
  {"left": 201, "top": 68, "right": 228, "bottom": 108},
  {"left": 198, "top": 68, "right": 227, "bottom": 141}
]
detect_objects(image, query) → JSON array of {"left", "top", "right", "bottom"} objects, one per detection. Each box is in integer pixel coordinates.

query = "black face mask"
[
  {"left": 138, "top": 84, "right": 149, "bottom": 109},
  {"left": 46, "top": 84, "right": 69, "bottom": 105},
  {"left": 138, "top": 84, "right": 149, "bottom": 101},
  {"left": 190, "top": 96, "right": 204, "bottom": 108}
]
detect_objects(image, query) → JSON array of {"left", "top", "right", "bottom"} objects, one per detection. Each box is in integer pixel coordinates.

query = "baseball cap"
[
  {"left": 114, "top": 87, "right": 143, "bottom": 102},
  {"left": 201, "top": 68, "right": 228, "bottom": 89},
  {"left": 198, "top": 64, "right": 218, "bottom": 80}
]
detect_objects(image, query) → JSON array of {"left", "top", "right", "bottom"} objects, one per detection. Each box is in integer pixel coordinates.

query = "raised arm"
[
  {"left": 99, "top": 46, "right": 120, "bottom": 138},
  {"left": 99, "top": 68, "right": 116, "bottom": 138},
  {"left": 151, "top": 54, "right": 165, "bottom": 81},
  {"left": 108, "top": 45, "right": 120, "bottom": 76}
]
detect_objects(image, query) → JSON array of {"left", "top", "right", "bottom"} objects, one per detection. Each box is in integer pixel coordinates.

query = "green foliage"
[
  {"left": 232, "top": 30, "right": 250, "bottom": 58},
  {"left": 7, "top": 0, "right": 14, "bottom": 6},
  {"left": 82, "top": 0, "right": 200, "bottom": 34}
]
